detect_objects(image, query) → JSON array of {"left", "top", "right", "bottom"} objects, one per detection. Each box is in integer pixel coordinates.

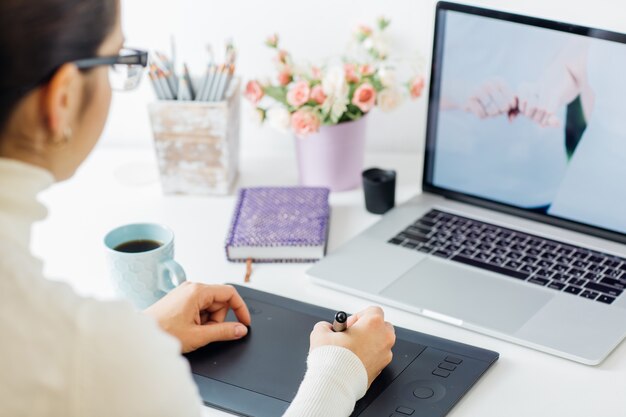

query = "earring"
[
  {"left": 63, "top": 127, "right": 73, "bottom": 143},
  {"left": 51, "top": 127, "right": 72, "bottom": 147}
]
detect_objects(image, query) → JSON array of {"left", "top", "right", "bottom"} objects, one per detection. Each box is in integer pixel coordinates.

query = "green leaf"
[
  {"left": 264, "top": 85, "right": 288, "bottom": 106},
  {"left": 378, "top": 17, "right": 391, "bottom": 31}
]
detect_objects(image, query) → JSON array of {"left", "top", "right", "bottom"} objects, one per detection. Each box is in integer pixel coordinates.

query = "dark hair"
[{"left": 0, "top": 0, "right": 117, "bottom": 132}]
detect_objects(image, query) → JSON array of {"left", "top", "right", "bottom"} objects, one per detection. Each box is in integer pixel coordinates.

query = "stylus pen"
[{"left": 332, "top": 311, "right": 348, "bottom": 332}]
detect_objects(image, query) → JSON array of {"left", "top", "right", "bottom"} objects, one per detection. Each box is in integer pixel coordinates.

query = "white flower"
[
  {"left": 322, "top": 65, "right": 348, "bottom": 98},
  {"left": 377, "top": 88, "right": 404, "bottom": 112},
  {"left": 364, "top": 32, "right": 390, "bottom": 59},
  {"left": 266, "top": 107, "right": 291, "bottom": 132},
  {"left": 321, "top": 65, "right": 349, "bottom": 123},
  {"left": 378, "top": 67, "right": 397, "bottom": 88}
]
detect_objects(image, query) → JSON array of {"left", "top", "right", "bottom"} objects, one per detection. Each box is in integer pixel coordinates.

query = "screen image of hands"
[
  {"left": 442, "top": 39, "right": 592, "bottom": 130},
  {"left": 463, "top": 78, "right": 562, "bottom": 128}
]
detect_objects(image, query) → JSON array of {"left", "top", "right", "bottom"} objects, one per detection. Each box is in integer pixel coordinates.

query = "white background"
[{"left": 102, "top": 0, "right": 626, "bottom": 156}]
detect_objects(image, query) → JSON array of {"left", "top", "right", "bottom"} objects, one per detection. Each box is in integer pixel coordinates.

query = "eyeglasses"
[{"left": 73, "top": 48, "right": 148, "bottom": 91}]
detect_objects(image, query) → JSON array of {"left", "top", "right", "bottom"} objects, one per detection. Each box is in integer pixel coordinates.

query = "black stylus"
[{"left": 332, "top": 311, "right": 348, "bottom": 332}]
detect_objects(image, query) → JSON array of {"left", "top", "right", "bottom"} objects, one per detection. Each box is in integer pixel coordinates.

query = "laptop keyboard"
[{"left": 388, "top": 209, "right": 625, "bottom": 305}]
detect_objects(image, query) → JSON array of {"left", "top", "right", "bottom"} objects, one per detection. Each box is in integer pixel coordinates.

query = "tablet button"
[
  {"left": 413, "top": 387, "right": 435, "bottom": 399},
  {"left": 432, "top": 368, "right": 450, "bottom": 378},
  {"left": 406, "top": 380, "right": 446, "bottom": 403},
  {"left": 444, "top": 355, "right": 463, "bottom": 364},
  {"left": 438, "top": 362, "right": 456, "bottom": 371},
  {"left": 396, "top": 406, "right": 415, "bottom": 414}
]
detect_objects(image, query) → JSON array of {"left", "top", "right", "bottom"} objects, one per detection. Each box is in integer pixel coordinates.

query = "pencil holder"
[{"left": 148, "top": 78, "right": 240, "bottom": 195}]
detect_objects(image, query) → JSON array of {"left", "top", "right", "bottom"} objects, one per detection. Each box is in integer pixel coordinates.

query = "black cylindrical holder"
[{"left": 362, "top": 168, "right": 396, "bottom": 214}]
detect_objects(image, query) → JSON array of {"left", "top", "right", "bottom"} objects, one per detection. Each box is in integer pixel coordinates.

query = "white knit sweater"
[{"left": 0, "top": 157, "right": 367, "bottom": 417}]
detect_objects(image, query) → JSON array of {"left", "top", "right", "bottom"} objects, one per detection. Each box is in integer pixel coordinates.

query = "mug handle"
[{"left": 157, "top": 259, "right": 187, "bottom": 292}]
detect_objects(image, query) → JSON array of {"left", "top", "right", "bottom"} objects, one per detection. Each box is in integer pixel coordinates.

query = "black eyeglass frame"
[{"left": 72, "top": 48, "right": 148, "bottom": 70}]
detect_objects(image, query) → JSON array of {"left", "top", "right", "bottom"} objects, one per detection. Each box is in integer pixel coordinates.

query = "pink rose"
[
  {"left": 287, "top": 80, "right": 311, "bottom": 107},
  {"left": 244, "top": 80, "right": 264, "bottom": 104},
  {"left": 278, "top": 70, "right": 293, "bottom": 86},
  {"left": 359, "top": 64, "right": 375, "bottom": 76},
  {"left": 310, "top": 85, "right": 327, "bottom": 105},
  {"left": 410, "top": 75, "right": 425, "bottom": 99},
  {"left": 352, "top": 82, "right": 377, "bottom": 113},
  {"left": 344, "top": 63, "right": 360, "bottom": 83},
  {"left": 291, "top": 108, "right": 321, "bottom": 137}
]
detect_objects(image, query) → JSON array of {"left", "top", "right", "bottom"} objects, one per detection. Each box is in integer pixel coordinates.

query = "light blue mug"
[{"left": 104, "top": 223, "right": 186, "bottom": 309}]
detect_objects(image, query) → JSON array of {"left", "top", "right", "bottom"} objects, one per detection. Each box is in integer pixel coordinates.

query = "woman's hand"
[
  {"left": 464, "top": 78, "right": 517, "bottom": 119},
  {"left": 145, "top": 282, "right": 251, "bottom": 353},
  {"left": 309, "top": 306, "right": 396, "bottom": 388}
]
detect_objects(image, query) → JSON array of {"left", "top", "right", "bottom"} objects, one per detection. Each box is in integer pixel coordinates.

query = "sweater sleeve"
[
  {"left": 73, "top": 299, "right": 204, "bottom": 417},
  {"left": 283, "top": 346, "right": 368, "bottom": 417}
]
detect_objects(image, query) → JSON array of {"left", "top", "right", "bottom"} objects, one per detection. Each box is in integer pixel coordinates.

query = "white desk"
[{"left": 31, "top": 145, "right": 626, "bottom": 417}]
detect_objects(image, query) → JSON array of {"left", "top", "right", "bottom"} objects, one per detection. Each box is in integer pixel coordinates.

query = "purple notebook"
[{"left": 225, "top": 187, "right": 331, "bottom": 263}]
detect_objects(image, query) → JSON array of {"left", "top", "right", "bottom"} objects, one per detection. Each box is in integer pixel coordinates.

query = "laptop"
[{"left": 308, "top": 1, "right": 626, "bottom": 365}]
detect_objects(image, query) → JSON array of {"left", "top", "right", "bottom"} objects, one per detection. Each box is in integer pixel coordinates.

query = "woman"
[{"left": 0, "top": 1, "right": 396, "bottom": 416}]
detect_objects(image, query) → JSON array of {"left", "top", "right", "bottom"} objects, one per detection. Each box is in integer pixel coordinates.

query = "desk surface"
[{"left": 31, "top": 146, "right": 626, "bottom": 417}]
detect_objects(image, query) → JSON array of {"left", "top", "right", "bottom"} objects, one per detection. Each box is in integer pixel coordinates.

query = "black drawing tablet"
[{"left": 185, "top": 285, "right": 498, "bottom": 417}]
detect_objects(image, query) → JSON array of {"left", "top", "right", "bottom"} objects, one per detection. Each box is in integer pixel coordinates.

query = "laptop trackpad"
[{"left": 380, "top": 257, "right": 553, "bottom": 334}]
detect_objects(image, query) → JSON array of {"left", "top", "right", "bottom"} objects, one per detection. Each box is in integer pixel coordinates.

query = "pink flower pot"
[{"left": 295, "top": 116, "right": 367, "bottom": 192}]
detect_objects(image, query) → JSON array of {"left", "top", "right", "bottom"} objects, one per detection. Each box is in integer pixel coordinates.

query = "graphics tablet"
[{"left": 185, "top": 285, "right": 498, "bottom": 417}]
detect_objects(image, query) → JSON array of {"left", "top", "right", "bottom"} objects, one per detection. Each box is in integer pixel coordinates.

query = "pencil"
[
  {"left": 183, "top": 64, "right": 196, "bottom": 100},
  {"left": 203, "top": 64, "right": 221, "bottom": 101},
  {"left": 154, "top": 67, "right": 174, "bottom": 100},
  {"left": 177, "top": 77, "right": 192, "bottom": 101},
  {"left": 216, "top": 64, "right": 235, "bottom": 101},
  {"left": 195, "top": 66, "right": 210, "bottom": 102},
  {"left": 208, "top": 64, "right": 226, "bottom": 101},
  {"left": 148, "top": 70, "right": 165, "bottom": 99},
  {"left": 153, "top": 52, "right": 178, "bottom": 97}
]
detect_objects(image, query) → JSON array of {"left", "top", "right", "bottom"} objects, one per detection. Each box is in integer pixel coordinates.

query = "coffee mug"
[{"left": 104, "top": 223, "right": 186, "bottom": 309}]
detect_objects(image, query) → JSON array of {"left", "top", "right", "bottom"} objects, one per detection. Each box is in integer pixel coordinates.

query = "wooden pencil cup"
[{"left": 148, "top": 78, "right": 240, "bottom": 195}]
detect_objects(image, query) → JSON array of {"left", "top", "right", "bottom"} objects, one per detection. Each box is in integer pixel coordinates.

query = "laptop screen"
[{"left": 424, "top": 2, "right": 626, "bottom": 242}]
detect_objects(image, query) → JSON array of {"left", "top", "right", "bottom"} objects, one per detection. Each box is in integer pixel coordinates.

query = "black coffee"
[{"left": 114, "top": 239, "right": 162, "bottom": 253}]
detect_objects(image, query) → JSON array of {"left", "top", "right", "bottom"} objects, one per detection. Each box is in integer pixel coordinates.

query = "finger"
[
  {"left": 208, "top": 306, "right": 229, "bottom": 324},
  {"left": 197, "top": 285, "right": 252, "bottom": 326},
  {"left": 546, "top": 115, "right": 561, "bottom": 128},
  {"left": 199, "top": 310, "right": 210, "bottom": 324},
  {"left": 466, "top": 98, "right": 487, "bottom": 118},
  {"left": 313, "top": 321, "right": 333, "bottom": 333},
  {"left": 491, "top": 87, "right": 509, "bottom": 114},
  {"left": 510, "top": 95, "right": 518, "bottom": 112},
  {"left": 539, "top": 111, "right": 552, "bottom": 127},
  {"left": 347, "top": 314, "right": 359, "bottom": 327},
  {"left": 357, "top": 305, "right": 385, "bottom": 319},
  {"left": 526, "top": 103, "right": 537, "bottom": 120},
  {"left": 533, "top": 108, "right": 546, "bottom": 125},
  {"left": 385, "top": 321, "right": 395, "bottom": 334},
  {"left": 481, "top": 84, "right": 502, "bottom": 116},
  {"left": 519, "top": 98, "right": 528, "bottom": 114},
  {"left": 489, "top": 82, "right": 510, "bottom": 115},
  {"left": 194, "top": 321, "right": 249, "bottom": 346},
  {"left": 517, "top": 83, "right": 532, "bottom": 114}
]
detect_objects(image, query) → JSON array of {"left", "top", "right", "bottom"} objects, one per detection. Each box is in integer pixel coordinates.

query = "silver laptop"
[{"left": 308, "top": 1, "right": 626, "bottom": 365}]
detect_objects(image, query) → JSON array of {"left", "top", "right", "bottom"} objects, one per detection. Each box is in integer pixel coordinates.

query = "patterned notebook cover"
[{"left": 225, "top": 187, "right": 331, "bottom": 263}]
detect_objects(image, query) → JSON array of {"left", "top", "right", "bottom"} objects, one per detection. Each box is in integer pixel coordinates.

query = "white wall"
[{"left": 101, "top": 0, "right": 626, "bottom": 156}]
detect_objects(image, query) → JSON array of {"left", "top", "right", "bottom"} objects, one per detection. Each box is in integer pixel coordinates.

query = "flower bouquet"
[
  {"left": 244, "top": 18, "right": 425, "bottom": 191},
  {"left": 245, "top": 17, "right": 424, "bottom": 137}
]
